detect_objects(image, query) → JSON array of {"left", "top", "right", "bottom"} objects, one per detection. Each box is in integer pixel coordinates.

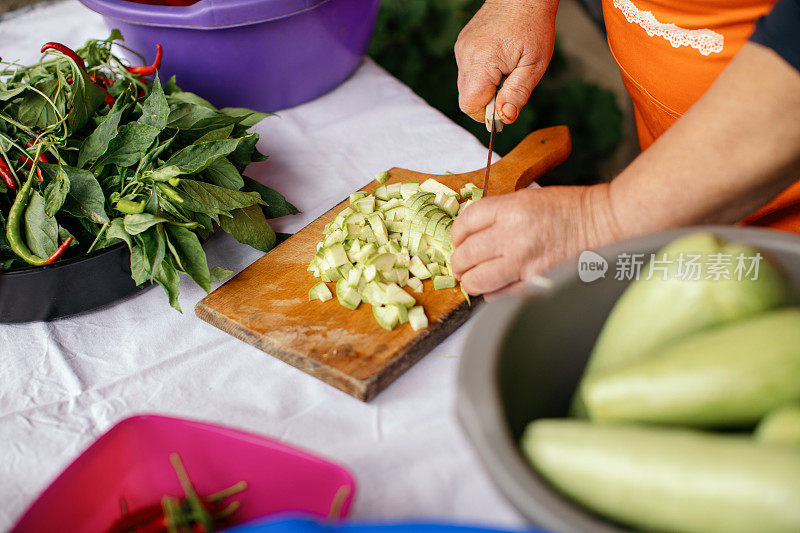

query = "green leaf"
[
  {"left": 93, "top": 122, "right": 160, "bottom": 170},
  {"left": 124, "top": 213, "right": 169, "bottom": 235},
  {"left": 195, "top": 124, "right": 234, "bottom": 143},
  {"left": 135, "top": 135, "right": 175, "bottom": 176},
  {"left": 219, "top": 107, "right": 273, "bottom": 128},
  {"left": 106, "top": 217, "right": 133, "bottom": 250},
  {"left": 57, "top": 165, "right": 109, "bottom": 224},
  {"left": 43, "top": 166, "right": 70, "bottom": 217},
  {"left": 0, "top": 85, "right": 27, "bottom": 101},
  {"left": 166, "top": 103, "right": 221, "bottom": 129},
  {"left": 139, "top": 73, "right": 169, "bottom": 131},
  {"left": 204, "top": 158, "right": 244, "bottom": 190},
  {"left": 153, "top": 255, "right": 181, "bottom": 311},
  {"left": 227, "top": 133, "right": 263, "bottom": 170},
  {"left": 78, "top": 108, "right": 123, "bottom": 168},
  {"left": 18, "top": 77, "right": 64, "bottom": 130},
  {"left": 167, "top": 91, "right": 216, "bottom": 110},
  {"left": 218, "top": 204, "right": 276, "bottom": 253},
  {"left": 242, "top": 176, "right": 300, "bottom": 218},
  {"left": 148, "top": 138, "right": 242, "bottom": 181},
  {"left": 178, "top": 180, "right": 263, "bottom": 217},
  {"left": 24, "top": 191, "right": 59, "bottom": 257},
  {"left": 210, "top": 266, "right": 233, "bottom": 283},
  {"left": 163, "top": 75, "right": 181, "bottom": 95},
  {"left": 68, "top": 61, "right": 107, "bottom": 131},
  {"left": 138, "top": 226, "right": 166, "bottom": 283},
  {"left": 166, "top": 225, "right": 211, "bottom": 292},
  {"left": 130, "top": 244, "right": 150, "bottom": 286}
]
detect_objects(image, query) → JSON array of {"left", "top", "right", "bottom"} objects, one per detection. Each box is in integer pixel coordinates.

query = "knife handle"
[
  {"left": 485, "top": 75, "right": 507, "bottom": 133},
  {"left": 484, "top": 95, "right": 503, "bottom": 133}
]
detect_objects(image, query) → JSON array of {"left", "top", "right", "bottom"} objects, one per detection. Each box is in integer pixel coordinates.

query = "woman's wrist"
[{"left": 580, "top": 182, "right": 625, "bottom": 249}]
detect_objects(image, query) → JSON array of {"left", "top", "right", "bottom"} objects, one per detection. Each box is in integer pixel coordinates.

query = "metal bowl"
[
  {"left": 456, "top": 226, "right": 800, "bottom": 532},
  {"left": 0, "top": 242, "right": 152, "bottom": 323}
]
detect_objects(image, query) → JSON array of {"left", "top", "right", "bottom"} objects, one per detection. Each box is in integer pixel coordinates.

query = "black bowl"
[
  {"left": 0, "top": 242, "right": 153, "bottom": 323},
  {"left": 456, "top": 226, "right": 800, "bottom": 532}
]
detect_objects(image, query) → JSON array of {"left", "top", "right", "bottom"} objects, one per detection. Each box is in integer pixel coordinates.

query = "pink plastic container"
[{"left": 12, "top": 415, "right": 356, "bottom": 533}]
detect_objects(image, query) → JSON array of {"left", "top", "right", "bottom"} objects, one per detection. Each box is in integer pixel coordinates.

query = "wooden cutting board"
[{"left": 196, "top": 126, "right": 571, "bottom": 401}]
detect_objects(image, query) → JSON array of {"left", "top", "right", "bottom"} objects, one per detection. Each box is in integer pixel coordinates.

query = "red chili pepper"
[
  {"left": 126, "top": 44, "right": 163, "bottom": 76},
  {"left": 89, "top": 73, "right": 115, "bottom": 88},
  {"left": 41, "top": 42, "right": 86, "bottom": 71},
  {"left": 42, "top": 236, "right": 73, "bottom": 264},
  {"left": 19, "top": 140, "right": 47, "bottom": 182},
  {"left": 0, "top": 159, "right": 16, "bottom": 190}
]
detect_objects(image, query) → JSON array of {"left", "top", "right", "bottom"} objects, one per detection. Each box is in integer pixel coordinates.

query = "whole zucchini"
[
  {"left": 756, "top": 403, "right": 800, "bottom": 447},
  {"left": 583, "top": 308, "right": 800, "bottom": 427},
  {"left": 522, "top": 419, "right": 800, "bottom": 533},
  {"left": 571, "top": 233, "right": 788, "bottom": 415}
]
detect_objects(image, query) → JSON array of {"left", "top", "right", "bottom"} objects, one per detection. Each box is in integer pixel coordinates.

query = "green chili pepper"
[
  {"left": 115, "top": 198, "right": 146, "bottom": 214},
  {"left": 6, "top": 171, "right": 73, "bottom": 265},
  {"left": 157, "top": 182, "right": 184, "bottom": 204},
  {"left": 168, "top": 177, "right": 181, "bottom": 187},
  {"left": 169, "top": 453, "right": 214, "bottom": 532}
]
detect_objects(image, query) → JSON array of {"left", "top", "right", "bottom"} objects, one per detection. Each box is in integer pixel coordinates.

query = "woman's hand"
[
  {"left": 455, "top": 0, "right": 558, "bottom": 124},
  {"left": 450, "top": 185, "right": 620, "bottom": 299}
]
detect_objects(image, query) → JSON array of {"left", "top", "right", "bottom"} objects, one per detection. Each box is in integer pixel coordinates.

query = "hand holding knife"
[{"left": 483, "top": 79, "right": 506, "bottom": 195}]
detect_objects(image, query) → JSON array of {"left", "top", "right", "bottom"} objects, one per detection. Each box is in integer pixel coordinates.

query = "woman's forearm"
[{"left": 607, "top": 42, "right": 800, "bottom": 238}]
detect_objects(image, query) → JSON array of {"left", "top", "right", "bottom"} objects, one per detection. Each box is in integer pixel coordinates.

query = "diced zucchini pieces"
[
  {"left": 310, "top": 176, "right": 470, "bottom": 329},
  {"left": 400, "top": 182, "right": 419, "bottom": 199},
  {"left": 336, "top": 279, "right": 362, "bottom": 310},
  {"left": 324, "top": 243, "right": 348, "bottom": 267},
  {"left": 373, "top": 184, "right": 389, "bottom": 201},
  {"left": 433, "top": 275, "right": 456, "bottom": 290},
  {"left": 364, "top": 264, "right": 378, "bottom": 282},
  {"left": 393, "top": 304, "right": 409, "bottom": 324},
  {"left": 353, "top": 196, "right": 376, "bottom": 214},
  {"left": 375, "top": 170, "right": 389, "bottom": 184},
  {"left": 441, "top": 196, "right": 459, "bottom": 217},
  {"left": 309, "top": 282, "right": 333, "bottom": 302},
  {"left": 362, "top": 281, "right": 385, "bottom": 306},
  {"left": 408, "top": 306, "right": 428, "bottom": 331},
  {"left": 350, "top": 191, "right": 367, "bottom": 204},
  {"left": 373, "top": 305, "right": 399, "bottom": 330},
  {"left": 383, "top": 283, "right": 416, "bottom": 308},
  {"left": 420, "top": 178, "right": 458, "bottom": 197},
  {"left": 347, "top": 265, "right": 363, "bottom": 287},
  {"left": 386, "top": 182, "right": 402, "bottom": 198},
  {"left": 367, "top": 252, "right": 397, "bottom": 272},
  {"left": 409, "top": 255, "right": 431, "bottom": 280},
  {"left": 407, "top": 276, "right": 424, "bottom": 293}
]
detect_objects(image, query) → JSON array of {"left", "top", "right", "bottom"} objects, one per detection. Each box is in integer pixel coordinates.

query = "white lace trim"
[{"left": 613, "top": 0, "right": 724, "bottom": 55}]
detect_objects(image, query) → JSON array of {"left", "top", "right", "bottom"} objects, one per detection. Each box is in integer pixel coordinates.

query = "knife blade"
[{"left": 483, "top": 93, "right": 503, "bottom": 194}]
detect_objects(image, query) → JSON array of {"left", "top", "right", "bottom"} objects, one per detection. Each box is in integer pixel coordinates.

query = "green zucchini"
[
  {"left": 572, "top": 233, "right": 788, "bottom": 415},
  {"left": 522, "top": 419, "right": 800, "bottom": 533},
  {"left": 756, "top": 403, "right": 800, "bottom": 447},
  {"left": 583, "top": 308, "right": 800, "bottom": 427}
]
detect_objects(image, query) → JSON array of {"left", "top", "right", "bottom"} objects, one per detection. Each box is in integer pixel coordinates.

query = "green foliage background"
[{"left": 368, "top": 0, "right": 624, "bottom": 185}]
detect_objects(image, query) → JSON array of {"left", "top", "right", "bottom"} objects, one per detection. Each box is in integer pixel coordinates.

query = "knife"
[{"left": 483, "top": 91, "right": 504, "bottom": 195}]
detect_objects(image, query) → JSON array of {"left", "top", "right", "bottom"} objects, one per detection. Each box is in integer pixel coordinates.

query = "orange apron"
[{"left": 601, "top": 0, "right": 800, "bottom": 231}]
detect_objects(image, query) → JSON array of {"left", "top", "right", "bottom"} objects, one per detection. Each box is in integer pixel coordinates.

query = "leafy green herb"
[{"left": 0, "top": 31, "right": 298, "bottom": 310}]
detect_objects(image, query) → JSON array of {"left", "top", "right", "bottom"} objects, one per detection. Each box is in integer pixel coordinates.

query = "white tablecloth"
[{"left": 0, "top": 2, "right": 522, "bottom": 530}]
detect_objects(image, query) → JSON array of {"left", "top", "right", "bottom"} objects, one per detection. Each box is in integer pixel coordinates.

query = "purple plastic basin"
[{"left": 77, "top": 0, "right": 380, "bottom": 111}]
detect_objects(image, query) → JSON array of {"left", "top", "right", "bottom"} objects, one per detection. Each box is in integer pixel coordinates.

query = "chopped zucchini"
[
  {"left": 433, "top": 275, "right": 456, "bottom": 290},
  {"left": 309, "top": 282, "right": 333, "bottom": 302},
  {"left": 409, "top": 306, "right": 428, "bottom": 331}
]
